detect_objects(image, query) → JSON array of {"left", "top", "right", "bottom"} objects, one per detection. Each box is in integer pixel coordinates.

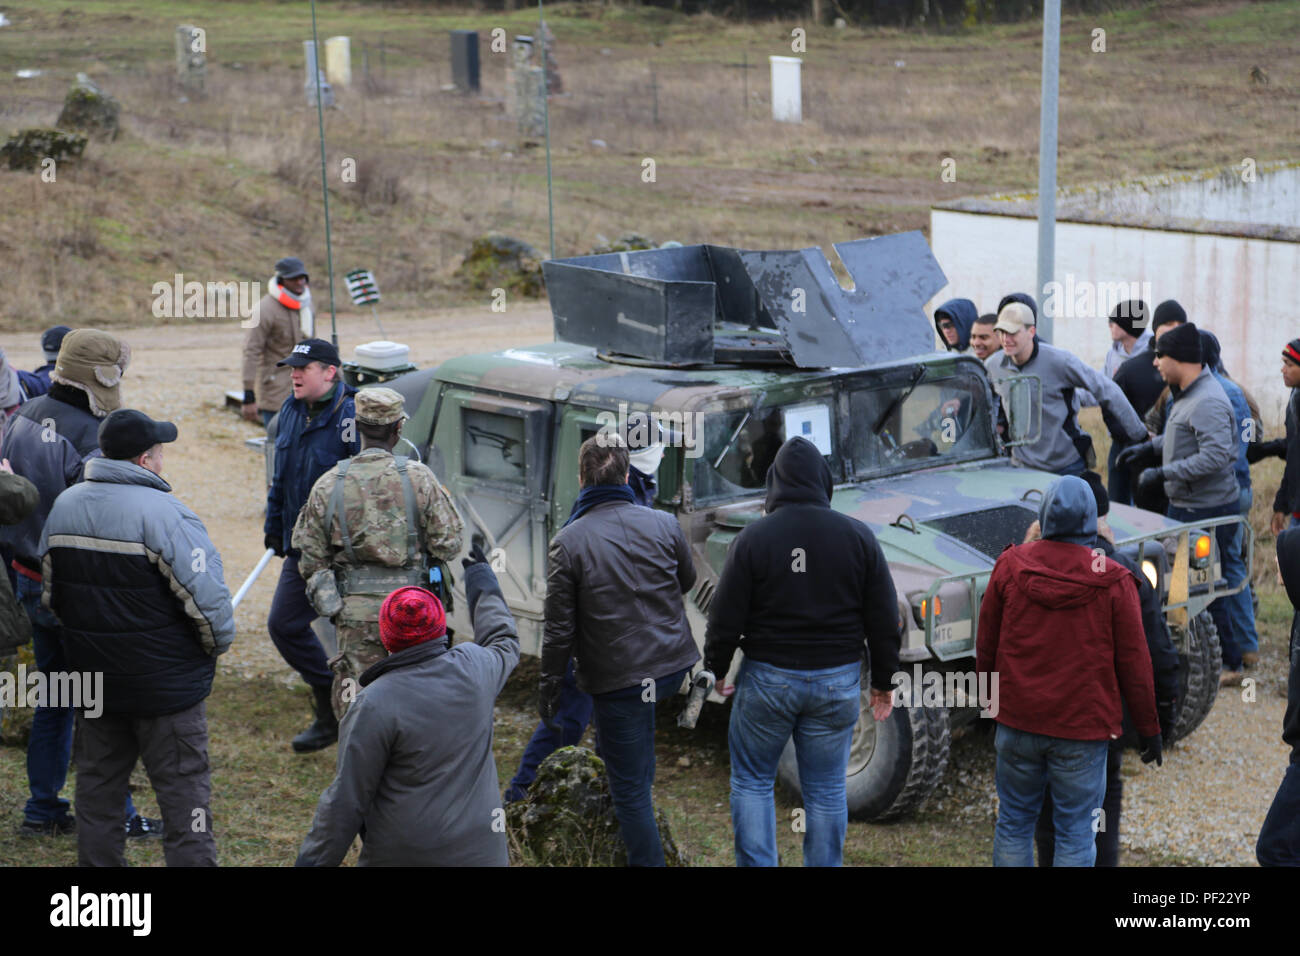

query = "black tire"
[
  {"left": 778, "top": 694, "right": 950, "bottom": 822},
  {"left": 1173, "top": 610, "right": 1221, "bottom": 742}
]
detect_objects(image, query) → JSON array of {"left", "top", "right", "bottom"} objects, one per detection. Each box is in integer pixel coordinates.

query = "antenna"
[
  {"left": 540, "top": 0, "right": 555, "bottom": 260},
  {"left": 309, "top": 0, "right": 338, "bottom": 346}
]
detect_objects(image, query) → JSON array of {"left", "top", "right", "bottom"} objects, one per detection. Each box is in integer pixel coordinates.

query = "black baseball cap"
[
  {"left": 41, "top": 325, "right": 72, "bottom": 359},
  {"left": 277, "top": 338, "right": 341, "bottom": 368},
  {"left": 98, "top": 409, "right": 179, "bottom": 461}
]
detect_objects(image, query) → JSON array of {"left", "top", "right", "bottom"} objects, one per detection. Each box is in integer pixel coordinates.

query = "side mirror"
[{"left": 1004, "top": 374, "right": 1042, "bottom": 447}]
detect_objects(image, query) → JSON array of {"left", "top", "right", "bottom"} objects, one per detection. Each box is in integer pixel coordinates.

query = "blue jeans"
[
  {"left": 1232, "top": 486, "right": 1260, "bottom": 655},
  {"left": 505, "top": 660, "right": 595, "bottom": 803},
  {"left": 19, "top": 575, "right": 136, "bottom": 825},
  {"left": 590, "top": 668, "right": 687, "bottom": 867},
  {"left": 1167, "top": 503, "right": 1247, "bottom": 669},
  {"left": 993, "top": 723, "right": 1108, "bottom": 867},
  {"left": 728, "top": 658, "right": 861, "bottom": 867}
]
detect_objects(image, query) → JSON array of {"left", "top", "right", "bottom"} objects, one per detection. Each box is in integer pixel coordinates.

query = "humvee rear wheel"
[
  {"left": 1173, "top": 611, "right": 1221, "bottom": 742},
  {"left": 777, "top": 693, "right": 950, "bottom": 822}
]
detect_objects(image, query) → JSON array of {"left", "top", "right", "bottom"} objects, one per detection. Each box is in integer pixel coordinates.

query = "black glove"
[
  {"left": 1136, "top": 467, "right": 1165, "bottom": 495},
  {"left": 1116, "top": 440, "right": 1158, "bottom": 472},
  {"left": 538, "top": 675, "right": 565, "bottom": 733},
  {"left": 461, "top": 543, "right": 490, "bottom": 571},
  {"left": 264, "top": 532, "right": 285, "bottom": 558},
  {"left": 1247, "top": 438, "right": 1286, "bottom": 465},
  {"left": 1156, "top": 697, "right": 1178, "bottom": 745},
  {"left": 1139, "top": 733, "right": 1164, "bottom": 766}
]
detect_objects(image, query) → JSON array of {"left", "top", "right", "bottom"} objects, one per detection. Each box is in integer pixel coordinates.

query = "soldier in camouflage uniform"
[{"left": 292, "top": 388, "right": 464, "bottom": 718}]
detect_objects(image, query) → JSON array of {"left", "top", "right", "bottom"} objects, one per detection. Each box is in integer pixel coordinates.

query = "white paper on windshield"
[{"left": 783, "top": 403, "right": 832, "bottom": 455}]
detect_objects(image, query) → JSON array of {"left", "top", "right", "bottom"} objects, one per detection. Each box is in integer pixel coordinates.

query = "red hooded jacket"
[{"left": 976, "top": 539, "right": 1160, "bottom": 741}]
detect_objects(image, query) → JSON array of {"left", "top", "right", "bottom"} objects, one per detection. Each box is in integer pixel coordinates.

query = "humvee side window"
[
  {"left": 463, "top": 408, "right": 527, "bottom": 483},
  {"left": 696, "top": 399, "right": 834, "bottom": 501}
]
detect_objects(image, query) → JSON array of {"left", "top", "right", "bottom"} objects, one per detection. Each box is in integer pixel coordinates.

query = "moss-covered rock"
[
  {"left": 0, "top": 643, "right": 37, "bottom": 746},
  {"left": 456, "top": 234, "right": 544, "bottom": 298},
  {"left": 0, "top": 128, "right": 87, "bottom": 172},
  {"left": 590, "top": 232, "right": 657, "bottom": 255},
  {"left": 56, "top": 83, "right": 121, "bottom": 140},
  {"left": 505, "top": 745, "right": 687, "bottom": 866}
]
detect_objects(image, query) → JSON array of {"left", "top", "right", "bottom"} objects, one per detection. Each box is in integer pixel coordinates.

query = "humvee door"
[{"left": 430, "top": 387, "right": 552, "bottom": 614}]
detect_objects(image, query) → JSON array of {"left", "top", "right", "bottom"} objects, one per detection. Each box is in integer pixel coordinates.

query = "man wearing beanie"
[
  {"left": 1117, "top": 321, "right": 1247, "bottom": 683},
  {"left": 293, "top": 387, "right": 463, "bottom": 721},
  {"left": 1098, "top": 300, "right": 1152, "bottom": 504},
  {"left": 1116, "top": 301, "right": 1184, "bottom": 440},
  {"left": 41, "top": 409, "right": 234, "bottom": 865},
  {"left": 985, "top": 300, "right": 1148, "bottom": 477},
  {"left": 978, "top": 475, "right": 1161, "bottom": 867},
  {"left": 296, "top": 547, "right": 520, "bottom": 866},
  {"left": 1269, "top": 339, "right": 1300, "bottom": 539},
  {"left": 0, "top": 329, "right": 158, "bottom": 839}
]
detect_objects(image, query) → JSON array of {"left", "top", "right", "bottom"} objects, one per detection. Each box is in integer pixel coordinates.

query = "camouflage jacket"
[{"left": 293, "top": 448, "right": 464, "bottom": 621}]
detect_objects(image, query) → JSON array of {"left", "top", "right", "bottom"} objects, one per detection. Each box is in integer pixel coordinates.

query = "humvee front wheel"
[
  {"left": 1172, "top": 611, "right": 1221, "bottom": 742},
  {"left": 777, "top": 693, "right": 950, "bottom": 822}
]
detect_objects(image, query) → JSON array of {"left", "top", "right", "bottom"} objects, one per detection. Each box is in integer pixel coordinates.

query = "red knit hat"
[{"left": 379, "top": 587, "right": 446, "bottom": 652}]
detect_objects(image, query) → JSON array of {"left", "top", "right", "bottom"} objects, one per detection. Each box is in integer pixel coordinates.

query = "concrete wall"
[
  {"left": 1059, "top": 165, "right": 1300, "bottom": 228},
  {"left": 928, "top": 207, "right": 1300, "bottom": 430}
]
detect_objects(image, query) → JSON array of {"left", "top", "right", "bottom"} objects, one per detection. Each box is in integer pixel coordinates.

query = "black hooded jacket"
[
  {"left": 934, "top": 298, "right": 977, "bottom": 353},
  {"left": 1275, "top": 528, "right": 1300, "bottom": 761},
  {"left": 703, "top": 437, "right": 901, "bottom": 689},
  {"left": 1113, "top": 339, "right": 1164, "bottom": 421}
]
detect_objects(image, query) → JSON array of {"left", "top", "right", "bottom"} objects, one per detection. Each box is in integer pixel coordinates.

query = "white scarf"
[{"left": 269, "top": 277, "right": 314, "bottom": 339}]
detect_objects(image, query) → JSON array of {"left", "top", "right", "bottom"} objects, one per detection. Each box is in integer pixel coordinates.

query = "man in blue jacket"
[
  {"left": 42, "top": 409, "right": 235, "bottom": 866},
  {"left": 933, "top": 298, "right": 977, "bottom": 354},
  {"left": 264, "top": 338, "right": 359, "bottom": 752}
]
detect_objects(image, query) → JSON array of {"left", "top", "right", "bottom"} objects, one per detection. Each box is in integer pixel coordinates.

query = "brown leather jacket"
[{"left": 540, "top": 500, "right": 699, "bottom": 696}]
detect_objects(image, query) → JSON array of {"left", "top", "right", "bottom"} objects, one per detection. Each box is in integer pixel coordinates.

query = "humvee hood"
[
  {"left": 765, "top": 436, "right": 832, "bottom": 512},
  {"left": 1006, "top": 541, "right": 1129, "bottom": 608}
]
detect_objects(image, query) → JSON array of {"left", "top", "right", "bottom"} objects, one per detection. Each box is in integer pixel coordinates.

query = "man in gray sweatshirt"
[
  {"left": 1117, "top": 322, "right": 1245, "bottom": 682},
  {"left": 985, "top": 301, "right": 1148, "bottom": 476}
]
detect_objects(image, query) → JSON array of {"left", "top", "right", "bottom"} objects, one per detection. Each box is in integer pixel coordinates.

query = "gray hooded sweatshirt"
[{"left": 296, "top": 563, "right": 520, "bottom": 867}]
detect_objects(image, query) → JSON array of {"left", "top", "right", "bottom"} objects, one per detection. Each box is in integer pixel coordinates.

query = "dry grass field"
[{"left": 0, "top": 0, "right": 1296, "bottom": 327}]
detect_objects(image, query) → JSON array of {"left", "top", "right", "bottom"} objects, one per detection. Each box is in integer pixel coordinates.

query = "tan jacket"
[{"left": 242, "top": 294, "right": 312, "bottom": 412}]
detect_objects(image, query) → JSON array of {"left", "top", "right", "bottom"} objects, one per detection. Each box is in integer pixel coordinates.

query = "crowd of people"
[{"left": 0, "top": 261, "right": 1295, "bottom": 868}]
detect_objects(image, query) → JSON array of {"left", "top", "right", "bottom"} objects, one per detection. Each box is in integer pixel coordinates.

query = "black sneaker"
[
  {"left": 20, "top": 816, "right": 76, "bottom": 837},
  {"left": 124, "top": 815, "right": 163, "bottom": 839}
]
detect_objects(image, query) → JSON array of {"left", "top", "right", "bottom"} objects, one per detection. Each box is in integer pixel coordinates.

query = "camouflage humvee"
[{"left": 363, "top": 233, "right": 1247, "bottom": 821}]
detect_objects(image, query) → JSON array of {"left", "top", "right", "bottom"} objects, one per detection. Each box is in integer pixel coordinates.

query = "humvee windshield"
[{"left": 693, "top": 369, "right": 995, "bottom": 502}]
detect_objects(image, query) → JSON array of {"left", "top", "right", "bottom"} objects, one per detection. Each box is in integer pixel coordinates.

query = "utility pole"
[{"left": 1036, "top": 0, "right": 1060, "bottom": 343}]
